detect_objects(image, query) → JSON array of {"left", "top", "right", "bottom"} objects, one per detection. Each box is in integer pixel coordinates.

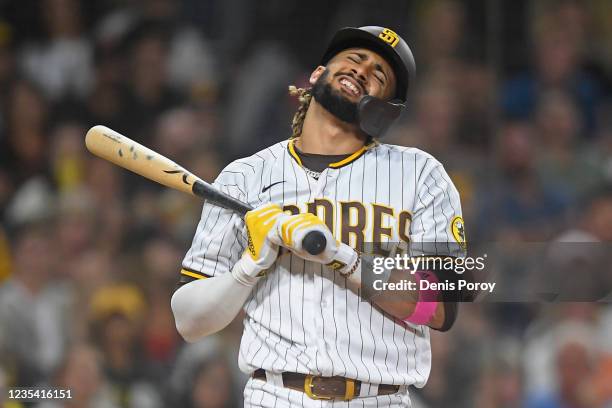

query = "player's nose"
[{"left": 349, "top": 67, "right": 367, "bottom": 84}]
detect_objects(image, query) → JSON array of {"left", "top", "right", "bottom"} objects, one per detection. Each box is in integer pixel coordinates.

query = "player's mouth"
[{"left": 336, "top": 75, "right": 365, "bottom": 97}]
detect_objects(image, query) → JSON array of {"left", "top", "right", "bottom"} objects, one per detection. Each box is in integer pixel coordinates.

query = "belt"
[{"left": 252, "top": 369, "right": 400, "bottom": 401}]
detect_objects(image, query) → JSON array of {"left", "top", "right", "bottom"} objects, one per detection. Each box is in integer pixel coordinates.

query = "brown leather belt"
[{"left": 252, "top": 369, "right": 400, "bottom": 401}]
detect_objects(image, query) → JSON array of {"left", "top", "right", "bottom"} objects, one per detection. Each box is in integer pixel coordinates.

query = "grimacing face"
[{"left": 310, "top": 47, "right": 397, "bottom": 102}]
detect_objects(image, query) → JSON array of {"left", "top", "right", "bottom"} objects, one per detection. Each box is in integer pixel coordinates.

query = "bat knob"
[{"left": 303, "top": 231, "right": 327, "bottom": 255}]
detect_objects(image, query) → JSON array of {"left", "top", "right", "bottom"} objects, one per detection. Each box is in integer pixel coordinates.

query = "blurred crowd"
[{"left": 0, "top": 0, "right": 611, "bottom": 407}]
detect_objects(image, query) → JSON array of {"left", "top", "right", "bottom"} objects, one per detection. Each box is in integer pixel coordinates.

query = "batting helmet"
[
  {"left": 319, "top": 26, "right": 416, "bottom": 137},
  {"left": 321, "top": 26, "right": 416, "bottom": 102}
]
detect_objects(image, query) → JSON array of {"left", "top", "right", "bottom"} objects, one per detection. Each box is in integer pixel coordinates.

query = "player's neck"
[{"left": 298, "top": 101, "right": 367, "bottom": 155}]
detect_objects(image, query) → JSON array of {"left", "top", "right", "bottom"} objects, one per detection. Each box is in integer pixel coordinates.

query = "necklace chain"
[{"left": 304, "top": 167, "right": 321, "bottom": 180}]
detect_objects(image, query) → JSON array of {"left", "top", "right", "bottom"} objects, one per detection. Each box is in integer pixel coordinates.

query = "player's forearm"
[
  {"left": 371, "top": 269, "right": 447, "bottom": 329},
  {"left": 170, "top": 272, "right": 253, "bottom": 342}
]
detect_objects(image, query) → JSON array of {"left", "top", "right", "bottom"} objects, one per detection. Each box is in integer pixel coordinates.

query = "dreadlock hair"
[{"left": 288, "top": 85, "right": 313, "bottom": 138}]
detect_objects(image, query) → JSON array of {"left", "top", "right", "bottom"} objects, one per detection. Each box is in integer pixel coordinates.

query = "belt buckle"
[
  {"left": 303, "top": 375, "right": 356, "bottom": 401},
  {"left": 304, "top": 375, "right": 333, "bottom": 400}
]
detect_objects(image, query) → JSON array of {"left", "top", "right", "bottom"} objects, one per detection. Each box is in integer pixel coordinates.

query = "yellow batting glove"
[
  {"left": 276, "top": 213, "right": 359, "bottom": 277},
  {"left": 232, "top": 203, "right": 283, "bottom": 286}
]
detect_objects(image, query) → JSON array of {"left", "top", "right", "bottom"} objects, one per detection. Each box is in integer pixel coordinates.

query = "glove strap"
[{"left": 328, "top": 244, "right": 361, "bottom": 284}]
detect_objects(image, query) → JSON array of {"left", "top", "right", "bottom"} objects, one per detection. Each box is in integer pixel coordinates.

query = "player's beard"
[{"left": 311, "top": 68, "right": 359, "bottom": 125}]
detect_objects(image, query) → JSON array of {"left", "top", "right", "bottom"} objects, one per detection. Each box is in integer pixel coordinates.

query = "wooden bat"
[{"left": 85, "top": 125, "right": 326, "bottom": 255}]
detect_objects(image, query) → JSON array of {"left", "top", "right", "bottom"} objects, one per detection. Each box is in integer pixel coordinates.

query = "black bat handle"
[
  {"left": 301, "top": 231, "right": 327, "bottom": 255},
  {"left": 193, "top": 181, "right": 326, "bottom": 255}
]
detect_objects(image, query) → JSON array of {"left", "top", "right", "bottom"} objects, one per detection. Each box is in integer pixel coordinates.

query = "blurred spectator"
[
  {"left": 3, "top": 177, "right": 55, "bottom": 228},
  {"left": 83, "top": 44, "right": 126, "bottom": 131},
  {"left": 81, "top": 158, "right": 128, "bottom": 255},
  {"left": 535, "top": 90, "right": 604, "bottom": 200},
  {"left": 525, "top": 318, "right": 612, "bottom": 408},
  {"left": 224, "top": 42, "right": 299, "bottom": 157},
  {"left": 545, "top": 187, "right": 612, "bottom": 247},
  {"left": 415, "top": 0, "right": 465, "bottom": 75},
  {"left": 50, "top": 121, "right": 88, "bottom": 193},
  {"left": 474, "top": 122, "right": 569, "bottom": 241},
  {"left": 37, "top": 343, "right": 118, "bottom": 408},
  {"left": 55, "top": 189, "right": 96, "bottom": 260},
  {"left": 140, "top": 237, "right": 183, "bottom": 381},
  {"left": 0, "top": 225, "right": 72, "bottom": 386},
  {"left": 117, "top": 21, "right": 183, "bottom": 144},
  {"left": 18, "top": 0, "right": 93, "bottom": 100},
  {"left": 500, "top": 1, "right": 605, "bottom": 133},
  {"left": 64, "top": 251, "right": 117, "bottom": 341},
  {"left": 169, "top": 338, "right": 240, "bottom": 407},
  {"left": 95, "top": 0, "right": 219, "bottom": 96},
  {"left": 396, "top": 80, "right": 460, "bottom": 163},
  {"left": 535, "top": 188, "right": 612, "bottom": 305},
  {"left": 188, "top": 357, "right": 235, "bottom": 408},
  {"left": 474, "top": 342, "right": 523, "bottom": 408},
  {"left": 153, "top": 108, "right": 214, "bottom": 162},
  {"left": 454, "top": 62, "right": 497, "bottom": 150},
  {"left": 580, "top": 188, "right": 612, "bottom": 242},
  {"left": 523, "top": 305, "right": 599, "bottom": 394},
  {"left": 89, "top": 284, "right": 162, "bottom": 408},
  {"left": 0, "top": 80, "right": 49, "bottom": 187}
]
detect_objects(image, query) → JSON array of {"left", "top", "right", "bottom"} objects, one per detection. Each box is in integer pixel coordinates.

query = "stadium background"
[{"left": 1, "top": 0, "right": 612, "bottom": 407}]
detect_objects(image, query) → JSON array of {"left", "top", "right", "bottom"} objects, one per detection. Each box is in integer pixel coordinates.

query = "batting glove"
[
  {"left": 232, "top": 203, "right": 283, "bottom": 286},
  {"left": 275, "top": 213, "right": 360, "bottom": 278}
]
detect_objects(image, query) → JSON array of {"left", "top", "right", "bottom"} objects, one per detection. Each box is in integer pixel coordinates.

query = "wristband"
[
  {"left": 403, "top": 271, "right": 439, "bottom": 325},
  {"left": 231, "top": 259, "right": 261, "bottom": 287}
]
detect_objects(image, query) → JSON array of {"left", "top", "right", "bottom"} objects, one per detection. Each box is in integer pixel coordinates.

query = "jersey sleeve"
[
  {"left": 409, "top": 163, "right": 466, "bottom": 258},
  {"left": 179, "top": 167, "right": 248, "bottom": 285}
]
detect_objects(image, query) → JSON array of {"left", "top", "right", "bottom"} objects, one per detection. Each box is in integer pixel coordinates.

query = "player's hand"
[
  {"left": 233, "top": 203, "right": 283, "bottom": 286},
  {"left": 275, "top": 213, "right": 359, "bottom": 276}
]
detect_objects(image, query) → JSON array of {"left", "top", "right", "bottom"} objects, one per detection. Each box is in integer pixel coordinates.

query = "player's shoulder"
[
  {"left": 220, "top": 141, "right": 287, "bottom": 174},
  {"left": 216, "top": 141, "right": 288, "bottom": 189},
  {"left": 376, "top": 142, "right": 445, "bottom": 168}
]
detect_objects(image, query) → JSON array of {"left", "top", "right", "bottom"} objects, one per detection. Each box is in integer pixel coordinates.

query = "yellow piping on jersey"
[
  {"left": 180, "top": 269, "right": 209, "bottom": 280},
  {"left": 329, "top": 146, "right": 367, "bottom": 168},
  {"left": 287, "top": 139, "right": 378, "bottom": 169},
  {"left": 288, "top": 139, "right": 303, "bottom": 166}
]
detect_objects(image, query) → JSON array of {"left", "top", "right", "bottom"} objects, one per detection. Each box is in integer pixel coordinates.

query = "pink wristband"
[{"left": 403, "top": 271, "right": 439, "bottom": 325}]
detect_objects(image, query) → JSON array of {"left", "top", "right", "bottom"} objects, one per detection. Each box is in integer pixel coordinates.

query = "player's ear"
[{"left": 309, "top": 66, "right": 326, "bottom": 85}]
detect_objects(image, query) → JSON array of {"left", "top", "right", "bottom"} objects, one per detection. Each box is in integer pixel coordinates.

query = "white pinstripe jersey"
[{"left": 182, "top": 139, "right": 464, "bottom": 387}]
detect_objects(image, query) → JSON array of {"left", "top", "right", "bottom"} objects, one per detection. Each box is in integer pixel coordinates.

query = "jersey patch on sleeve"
[{"left": 450, "top": 216, "right": 466, "bottom": 250}]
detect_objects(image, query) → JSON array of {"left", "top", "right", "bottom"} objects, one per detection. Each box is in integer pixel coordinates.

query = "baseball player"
[{"left": 171, "top": 26, "right": 467, "bottom": 407}]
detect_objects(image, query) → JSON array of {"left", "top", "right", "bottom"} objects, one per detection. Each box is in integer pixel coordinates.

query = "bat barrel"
[{"left": 86, "top": 126, "right": 328, "bottom": 257}]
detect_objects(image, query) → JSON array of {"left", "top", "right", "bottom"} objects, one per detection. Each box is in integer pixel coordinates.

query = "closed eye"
[{"left": 347, "top": 55, "right": 385, "bottom": 85}]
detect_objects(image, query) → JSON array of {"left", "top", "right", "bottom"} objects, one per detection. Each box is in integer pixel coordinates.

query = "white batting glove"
[
  {"left": 275, "top": 213, "right": 360, "bottom": 278},
  {"left": 232, "top": 203, "right": 284, "bottom": 286}
]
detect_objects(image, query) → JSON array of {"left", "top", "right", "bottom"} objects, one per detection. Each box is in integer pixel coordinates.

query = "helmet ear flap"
[{"left": 357, "top": 96, "right": 405, "bottom": 137}]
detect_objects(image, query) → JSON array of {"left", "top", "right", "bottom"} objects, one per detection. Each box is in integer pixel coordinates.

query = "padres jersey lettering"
[{"left": 182, "top": 140, "right": 463, "bottom": 387}]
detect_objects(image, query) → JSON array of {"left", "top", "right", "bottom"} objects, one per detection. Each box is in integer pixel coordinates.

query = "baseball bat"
[{"left": 85, "top": 125, "right": 326, "bottom": 255}]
